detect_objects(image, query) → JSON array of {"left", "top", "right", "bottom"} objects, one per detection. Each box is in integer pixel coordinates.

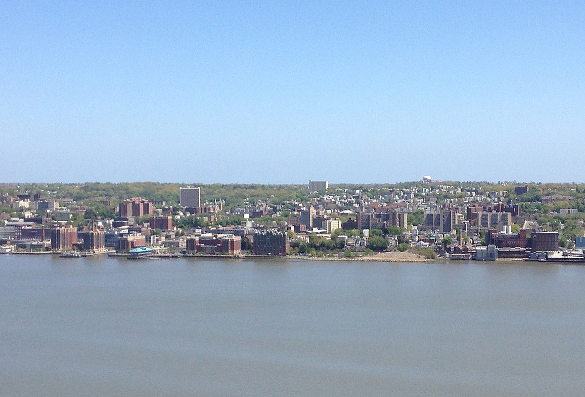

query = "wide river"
[{"left": 1, "top": 255, "right": 585, "bottom": 396}]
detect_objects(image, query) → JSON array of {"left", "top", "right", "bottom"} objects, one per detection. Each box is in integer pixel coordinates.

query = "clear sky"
[{"left": 2, "top": 1, "right": 584, "bottom": 184}]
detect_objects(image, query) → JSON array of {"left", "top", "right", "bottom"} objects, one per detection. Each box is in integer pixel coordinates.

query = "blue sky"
[{"left": 2, "top": 1, "right": 584, "bottom": 183}]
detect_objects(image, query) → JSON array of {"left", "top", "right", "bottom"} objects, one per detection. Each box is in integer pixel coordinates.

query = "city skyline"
[{"left": 2, "top": 2, "right": 584, "bottom": 183}]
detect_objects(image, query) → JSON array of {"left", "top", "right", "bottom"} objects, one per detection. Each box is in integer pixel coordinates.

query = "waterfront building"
[
  {"left": 20, "top": 226, "right": 48, "bottom": 241},
  {"left": 78, "top": 230, "right": 105, "bottom": 251},
  {"left": 253, "top": 230, "right": 289, "bottom": 256},
  {"left": 221, "top": 235, "right": 241, "bottom": 255},
  {"left": 475, "top": 245, "right": 498, "bottom": 261},
  {"left": 117, "top": 234, "right": 147, "bottom": 252},
  {"left": 0, "top": 226, "right": 17, "bottom": 241},
  {"left": 186, "top": 237, "right": 198, "bottom": 253},
  {"left": 128, "top": 246, "right": 153, "bottom": 259},
  {"left": 531, "top": 232, "right": 559, "bottom": 251},
  {"left": 50, "top": 227, "right": 78, "bottom": 251},
  {"left": 486, "top": 229, "right": 528, "bottom": 248},
  {"left": 185, "top": 234, "right": 241, "bottom": 255}
]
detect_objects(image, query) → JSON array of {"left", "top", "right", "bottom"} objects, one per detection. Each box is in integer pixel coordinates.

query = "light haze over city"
[{"left": 2, "top": 1, "right": 584, "bottom": 183}]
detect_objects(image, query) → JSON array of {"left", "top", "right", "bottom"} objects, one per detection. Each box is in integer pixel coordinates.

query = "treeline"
[{"left": 0, "top": 182, "right": 310, "bottom": 208}]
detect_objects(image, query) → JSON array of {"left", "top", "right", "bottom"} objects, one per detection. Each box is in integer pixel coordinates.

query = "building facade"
[
  {"left": 253, "top": 230, "right": 289, "bottom": 256},
  {"left": 78, "top": 230, "right": 105, "bottom": 251},
  {"left": 531, "top": 232, "right": 559, "bottom": 251},
  {"left": 300, "top": 206, "right": 316, "bottom": 229},
  {"left": 308, "top": 180, "right": 328, "bottom": 192},
  {"left": 117, "top": 234, "right": 147, "bottom": 252},
  {"left": 150, "top": 216, "right": 173, "bottom": 231},
  {"left": 50, "top": 227, "right": 78, "bottom": 251},
  {"left": 324, "top": 219, "right": 342, "bottom": 234},
  {"left": 180, "top": 187, "right": 201, "bottom": 209},
  {"left": 475, "top": 212, "right": 512, "bottom": 229},
  {"left": 185, "top": 234, "right": 241, "bottom": 255},
  {"left": 119, "top": 198, "right": 154, "bottom": 218}
]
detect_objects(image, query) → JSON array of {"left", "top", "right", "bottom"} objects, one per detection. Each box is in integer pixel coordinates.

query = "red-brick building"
[
  {"left": 150, "top": 216, "right": 173, "bottom": 231},
  {"left": 119, "top": 198, "right": 154, "bottom": 218},
  {"left": 186, "top": 234, "right": 241, "bottom": 255},
  {"left": 50, "top": 226, "right": 78, "bottom": 251}
]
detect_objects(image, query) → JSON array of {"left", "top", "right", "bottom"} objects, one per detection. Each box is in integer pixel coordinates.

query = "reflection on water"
[{"left": 1, "top": 255, "right": 584, "bottom": 396}]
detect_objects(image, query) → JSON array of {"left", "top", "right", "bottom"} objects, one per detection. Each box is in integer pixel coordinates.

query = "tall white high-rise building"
[{"left": 180, "top": 187, "right": 201, "bottom": 208}]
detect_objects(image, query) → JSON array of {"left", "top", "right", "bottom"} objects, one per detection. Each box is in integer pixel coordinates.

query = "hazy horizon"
[{"left": 0, "top": 179, "right": 581, "bottom": 186}]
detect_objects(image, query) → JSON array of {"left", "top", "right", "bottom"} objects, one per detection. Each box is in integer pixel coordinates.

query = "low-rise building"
[
  {"left": 117, "top": 234, "right": 146, "bottom": 252},
  {"left": 185, "top": 234, "right": 241, "bottom": 255}
]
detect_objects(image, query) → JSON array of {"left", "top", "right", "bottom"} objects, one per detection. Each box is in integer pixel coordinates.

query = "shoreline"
[{"left": 4, "top": 251, "right": 584, "bottom": 265}]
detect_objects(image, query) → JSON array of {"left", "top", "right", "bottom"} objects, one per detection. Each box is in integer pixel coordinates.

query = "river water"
[{"left": 1, "top": 255, "right": 584, "bottom": 396}]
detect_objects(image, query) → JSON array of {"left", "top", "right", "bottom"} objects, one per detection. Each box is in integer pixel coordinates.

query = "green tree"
[
  {"left": 442, "top": 237, "right": 452, "bottom": 249},
  {"left": 332, "top": 228, "right": 345, "bottom": 237},
  {"left": 397, "top": 243, "right": 409, "bottom": 252},
  {"left": 84, "top": 208, "right": 97, "bottom": 220},
  {"left": 412, "top": 247, "right": 436, "bottom": 259},
  {"left": 386, "top": 226, "right": 403, "bottom": 236},
  {"left": 368, "top": 236, "right": 389, "bottom": 251},
  {"left": 241, "top": 236, "right": 252, "bottom": 251},
  {"left": 408, "top": 210, "right": 424, "bottom": 226}
]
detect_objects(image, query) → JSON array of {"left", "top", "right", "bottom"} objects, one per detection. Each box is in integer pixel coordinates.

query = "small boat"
[
  {"left": 60, "top": 251, "right": 82, "bottom": 258},
  {"left": 0, "top": 245, "right": 14, "bottom": 254}
]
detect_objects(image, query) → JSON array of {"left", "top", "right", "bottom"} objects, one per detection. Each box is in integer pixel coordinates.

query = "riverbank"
[
  {"left": 360, "top": 251, "right": 427, "bottom": 262},
  {"left": 291, "top": 251, "right": 428, "bottom": 262}
]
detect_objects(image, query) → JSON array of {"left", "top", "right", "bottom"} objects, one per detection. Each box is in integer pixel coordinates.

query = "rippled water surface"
[{"left": 2, "top": 255, "right": 585, "bottom": 396}]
